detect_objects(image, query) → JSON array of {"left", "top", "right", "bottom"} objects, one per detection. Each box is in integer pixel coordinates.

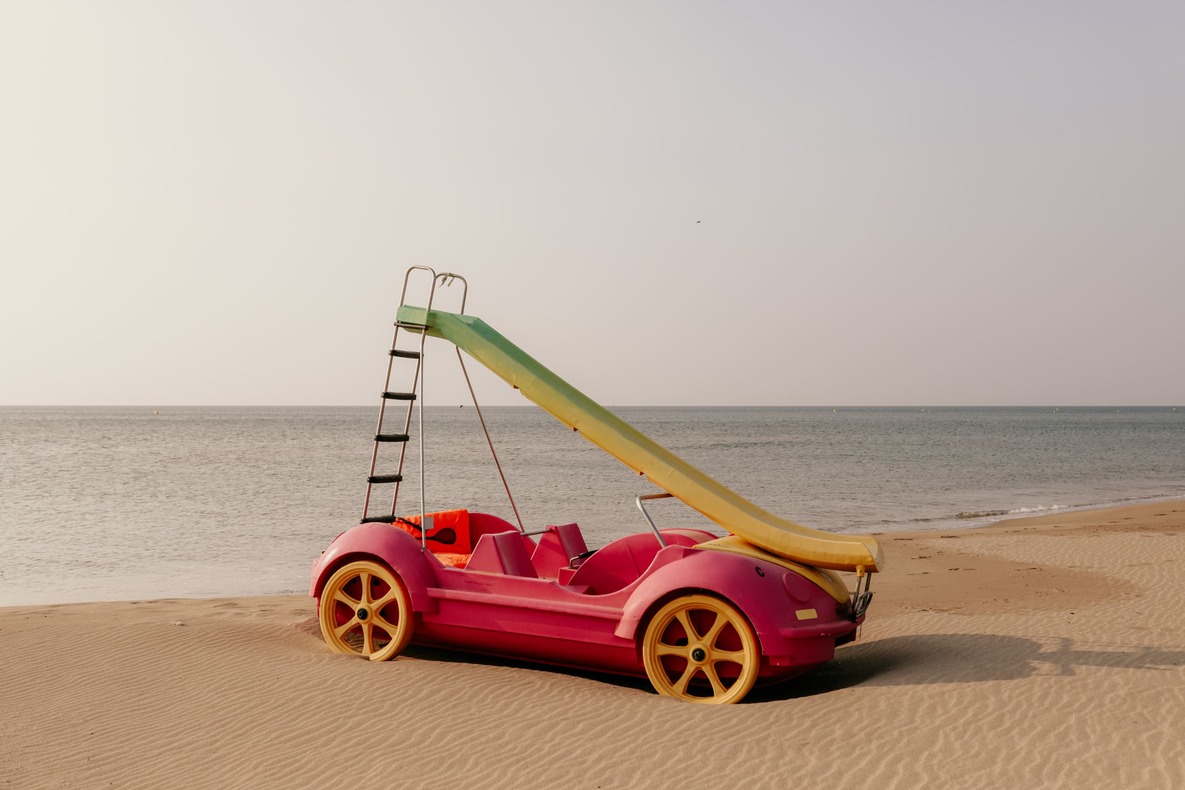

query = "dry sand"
[{"left": 3, "top": 501, "right": 1184, "bottom": 789}]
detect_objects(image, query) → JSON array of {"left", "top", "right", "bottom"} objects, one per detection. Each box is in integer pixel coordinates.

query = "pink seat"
[
  {"left": 566, "top": 529, "right": 715, "bottom": 594},
  {"left": 466, "top": 531, "right": 539, "bottom": 577},
  {"left": 531, "top": 523, "right": 589, "bottom": 578}
]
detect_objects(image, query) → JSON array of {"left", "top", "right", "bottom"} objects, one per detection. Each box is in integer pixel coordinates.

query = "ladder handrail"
[
  {"left": 365, "top": 270, "right": 531, "bottom": 549},
  {"left": 363, "top": 266, "right": 441, "bottom": 551},
  {"left": 399, "top": 272, "right": 526, "bottom": 535}
]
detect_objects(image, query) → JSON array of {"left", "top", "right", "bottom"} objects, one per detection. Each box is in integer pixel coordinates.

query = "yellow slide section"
[{"left": 398, "top": 306, "right": 883, "bottom": 573}]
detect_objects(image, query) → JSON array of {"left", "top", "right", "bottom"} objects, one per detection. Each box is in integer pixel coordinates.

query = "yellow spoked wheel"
[
  {"left": 319, "top": 560, "right": 414, "bottom": 661},
  {"left": 642, "top": 594, "right": 760, "bottom": 704}
]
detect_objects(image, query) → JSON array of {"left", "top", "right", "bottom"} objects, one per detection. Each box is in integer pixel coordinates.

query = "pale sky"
[{"left": 2, "top": 2, "right": 1182, "bottom": 407}]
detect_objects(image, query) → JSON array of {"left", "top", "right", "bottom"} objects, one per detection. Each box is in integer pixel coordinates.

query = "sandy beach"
[{"left": 3, "top": 501, "right": 1183, "bottom": 789}]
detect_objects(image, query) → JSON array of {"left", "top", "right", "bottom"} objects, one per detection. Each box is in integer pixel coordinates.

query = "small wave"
[
  {"left": 956, "top": 509, "right": 1010, "bottom": 520},
  {"left": 836, "top": 492, "right": 1185, "bottom": 537},
  {"left": 958, "top": 504, "right": 1069, "bottom": 520},
  {"left": 1006, "top": 504, "right": 1070, "bottom": 515}
]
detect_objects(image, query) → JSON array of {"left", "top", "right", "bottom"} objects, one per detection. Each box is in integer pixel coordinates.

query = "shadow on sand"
[
  {"left": 394, "top": 633, "right": 1184, "bottom": 704},
  {"left": 749, "top": 633, "right": 1185, "bottom": 703}
]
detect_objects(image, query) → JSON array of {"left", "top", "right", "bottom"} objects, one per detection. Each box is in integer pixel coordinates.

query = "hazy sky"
[{"left": 3, "top": 2, "right": 1182, "bottom": 407}]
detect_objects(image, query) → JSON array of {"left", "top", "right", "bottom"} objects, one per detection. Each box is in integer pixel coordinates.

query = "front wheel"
[
  {"left": 318, "top": 559, "right": 414, "bottom": 661},
  {"left": 642, "top": 594, "right": 760, "bottom": 704}
]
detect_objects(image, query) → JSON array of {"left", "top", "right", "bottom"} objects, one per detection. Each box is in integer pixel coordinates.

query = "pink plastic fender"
[
  {"left": 309, "top": 523, "right": 439, "bottom": 612},
  {"left": 614, "top": 547, "right": 805, "bottom": 650}
]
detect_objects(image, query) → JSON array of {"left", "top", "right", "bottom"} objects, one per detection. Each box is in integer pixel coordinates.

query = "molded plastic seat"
[
  {"left": 466, "top": 531, "right": 538, "bottom": 577},
  {"left": 530, "top": 523, "right": 588, "bottom": 578},
  {"left": 566, "top": 529, "right": 715, "bottom": 594}
]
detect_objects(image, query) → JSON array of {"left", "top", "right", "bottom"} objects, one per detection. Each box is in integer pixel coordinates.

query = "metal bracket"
[{"left": 635, "top": 492, "right": 674, "bottom": 548}]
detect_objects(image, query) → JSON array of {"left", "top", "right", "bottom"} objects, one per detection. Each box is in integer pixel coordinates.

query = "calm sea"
[{"left": 2, "top": 405, "right": 1183, "bottom": 606}]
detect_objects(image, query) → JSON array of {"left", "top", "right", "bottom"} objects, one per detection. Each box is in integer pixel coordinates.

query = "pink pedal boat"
[{"left": 311, "top": 268, "right": 883, "bottom": 703}]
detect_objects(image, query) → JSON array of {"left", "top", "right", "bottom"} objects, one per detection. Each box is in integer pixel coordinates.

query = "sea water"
[{"left": 1, "top": 405, "right": 1183, "bottom": 606}]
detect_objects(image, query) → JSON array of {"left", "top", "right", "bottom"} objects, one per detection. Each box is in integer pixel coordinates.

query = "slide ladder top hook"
[{"left": 434, "top": 272, "right": 469, "bottom": 313}]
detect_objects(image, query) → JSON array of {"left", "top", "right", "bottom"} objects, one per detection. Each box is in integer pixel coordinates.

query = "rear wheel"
[
  {"left": 642, "top": 594, "right": 760, "bottom": 704},
  {"left": 319, "top": 560, "right": 414, "bottom": 661}
]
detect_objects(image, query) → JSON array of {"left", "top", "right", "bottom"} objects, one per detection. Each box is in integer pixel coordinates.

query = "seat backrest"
[
  {"left": 530, "top": 523, "right": 588, "bottom": 578},
  {"left": 565, "top": 529, "right": 714, "bottom": 594},
  {"left": 466, "top": 530, "right": 539, "bottom": 577}
]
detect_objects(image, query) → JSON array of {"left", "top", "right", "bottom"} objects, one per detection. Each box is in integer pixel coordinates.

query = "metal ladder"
[{"left": 360, "top": 266, "right": 465, "bottom": 528}]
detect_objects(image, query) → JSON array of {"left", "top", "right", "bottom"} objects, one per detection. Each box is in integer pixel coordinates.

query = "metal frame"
[
  {"left": 363, "top": 268, "right": 526, "bottom": 551},
  {"left": 635, "top": 492, "right": 673, "bottom": 548}
]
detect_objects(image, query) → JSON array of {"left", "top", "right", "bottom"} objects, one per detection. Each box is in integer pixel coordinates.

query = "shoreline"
[
  {"left": 7, "top": 498, "right": 1169, "bottom": 614},
  {"left": 2, "top": 499, "right": 1183, "bottom": 787},
  {"left": 5, "top": 497, "right": 1182, "bottom": 611},
  {"left": 868, "top": 499, "right": 1183, "bottom": 618}
]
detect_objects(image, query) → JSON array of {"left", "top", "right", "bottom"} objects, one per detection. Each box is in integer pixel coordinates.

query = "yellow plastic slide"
[{"left": 398, "top": 306, "right": 883, "bottom": 573}]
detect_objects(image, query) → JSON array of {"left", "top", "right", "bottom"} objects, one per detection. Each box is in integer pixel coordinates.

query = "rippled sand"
[{"left": 2, "top": 501, "right": 1183, "bottom": 789}]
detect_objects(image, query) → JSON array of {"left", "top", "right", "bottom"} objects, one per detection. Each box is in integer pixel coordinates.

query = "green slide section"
[{"left": 398, "top": 306, "right": 883, "bottom": 573}]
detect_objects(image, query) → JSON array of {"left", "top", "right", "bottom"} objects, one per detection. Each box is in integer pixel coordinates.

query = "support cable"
[{"left": 456, "top": 347, "right": 525, "bottom": 534}]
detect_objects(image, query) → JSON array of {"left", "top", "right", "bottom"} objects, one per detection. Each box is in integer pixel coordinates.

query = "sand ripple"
[{"left": 2, "top": 503, "right": 1183, "bottom": 788}]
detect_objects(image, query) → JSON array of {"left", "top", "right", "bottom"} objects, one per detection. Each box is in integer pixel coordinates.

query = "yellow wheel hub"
[
  {"left": 642, "top": 594, "right": 760, "bottom": 704},
  {"left": 318, "top": 559, "right": 414, "bottom": 661}
]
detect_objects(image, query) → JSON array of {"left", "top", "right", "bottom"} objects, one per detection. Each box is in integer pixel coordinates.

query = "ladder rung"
[
  {"left": 361, "top": 515, "right": 396, "bottom": 524},
  {"left": 367, "top": 474, "right": 403, "bottom": 484},
  {"left": 390, "top": 349, "right": 421, "bottom": 359},
  {"left": 375, "top": 433, "right": 410, "bottom": 442},
  {"left": 381, "top": 391, "right": 416, "bottom": 401}
]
